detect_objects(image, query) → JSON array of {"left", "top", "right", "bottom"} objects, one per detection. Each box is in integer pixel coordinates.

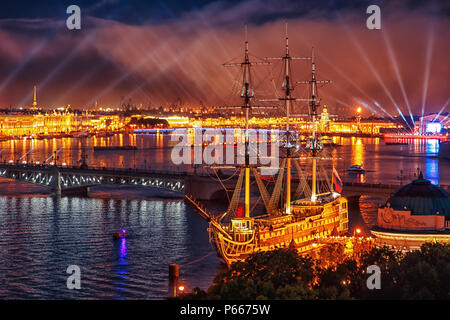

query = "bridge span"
[
  {"left": 0, "top": 163, "right": 448, "bottom": 202},
  {"left": 0, "top": 163, "right": 187, "bottom": 196}
]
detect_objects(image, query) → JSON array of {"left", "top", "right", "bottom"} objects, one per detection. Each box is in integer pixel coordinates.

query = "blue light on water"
[
  {"left": 424, "top": 157, "right": 439, "bottom": 185},
  {"left": 120, "top": 238, "right": 127, "bottom": 260},
  {"left": 114, "top": 237, "right": 129, "bottom": 299},
  {"left": 426, "top": 139, "right": 439, "bottom": 154}
]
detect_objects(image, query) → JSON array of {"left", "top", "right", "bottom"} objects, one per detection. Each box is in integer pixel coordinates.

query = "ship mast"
[
  {"left": 243, "top": 26, "right": 251, "bottom": 218},
  {"left": 297, "top": 47, "right": 331, "bottom": 201},
  {"left": 281, "top": 27, "right": 293, "bottom": 214},
  {"left": 265, "top": 23, "right": 310, "bottom": 213},
  {"left": 223, "top": 25, "right": 269, "bottom": 218}
]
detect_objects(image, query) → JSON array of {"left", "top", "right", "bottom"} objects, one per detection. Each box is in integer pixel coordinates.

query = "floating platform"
[
  {"left": 384, "top": 133, "right": 448, "bottom": 142},
  {"left": 93, "top": 146, "right": 138, "bottom": 151}
]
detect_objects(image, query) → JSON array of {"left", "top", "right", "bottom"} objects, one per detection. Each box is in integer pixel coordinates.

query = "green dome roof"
[{"left": 385, "top": 175, "right": 450, "bottom": 216}]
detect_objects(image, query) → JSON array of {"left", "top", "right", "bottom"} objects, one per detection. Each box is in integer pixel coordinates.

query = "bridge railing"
[
  {"left": 0, "top": 162, "right": 200, "bottom": 177},
  {"left": 342, "top": 181, "right": 399, "bottom": 189},
  {"left": 0, "top": 162, "right": 449, "bottom": 192}
]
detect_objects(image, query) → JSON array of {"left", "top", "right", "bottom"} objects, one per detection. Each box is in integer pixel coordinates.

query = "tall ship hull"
[
  {"left": 209, "top": 198, "right": 348, "bottom": 266},
  {"left": 187, "top": 194, "right": 349, "bottom": 266}
]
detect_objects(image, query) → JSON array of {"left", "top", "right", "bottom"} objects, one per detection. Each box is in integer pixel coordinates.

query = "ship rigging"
[{"left": 185, "top": 25, "right": 349, "bottom": 266}]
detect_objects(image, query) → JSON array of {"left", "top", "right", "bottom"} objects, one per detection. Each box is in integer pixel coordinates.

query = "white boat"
[{"left": 347, "top": 165, "right": 365, "bottom": 173}]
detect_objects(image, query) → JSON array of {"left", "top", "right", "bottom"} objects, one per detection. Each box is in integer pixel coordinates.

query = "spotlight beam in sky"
[
  {"left": 336, "top": 11, "right": 414, "bottom": 131},
  {"left": 86, "top": 30, "right": 184, "bottom": 107},
  {"left": 17, "top": 25, "right": 102, "bottom": 107},
  {"left": 419, "top": 19, "right": 435, "bottom": 133},
  {"left": 436, "top": 97, "right": 449, "bottom": 123},
  {"left": 52, "top": 62, "right": 106, "bottom": 107},
  {"left": 296, "top": 32, "right": 394, "bottom": 120},
  {"left": 120, "top": 37, "right": 207, "bottom": 105},
  {"left": 381, "top": 28, "right": 414, "bottom": 126},
  {"left": 0, "top": 24, "right": 60, "bottom": 94},
  {"left": 15, "top": 2, "right": 128, "bottom": 107}
]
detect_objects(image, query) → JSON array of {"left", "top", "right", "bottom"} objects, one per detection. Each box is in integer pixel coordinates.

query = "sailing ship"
[{"left": 186, "top": 26, "right": 349, "bottom": 267}]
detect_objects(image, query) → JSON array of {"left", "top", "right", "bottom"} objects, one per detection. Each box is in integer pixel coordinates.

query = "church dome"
[{"left": 385, "top": 174, "right": 450, "bottom": 216}]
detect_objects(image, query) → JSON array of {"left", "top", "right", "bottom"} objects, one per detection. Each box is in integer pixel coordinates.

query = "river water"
[{"left": 0, "top": 133, "right": 447, "bottom": 299}]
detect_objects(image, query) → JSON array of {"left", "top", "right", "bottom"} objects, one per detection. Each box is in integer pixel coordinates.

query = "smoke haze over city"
[{"left": 0, "top": 0, "right": 448, "bottom": 118}]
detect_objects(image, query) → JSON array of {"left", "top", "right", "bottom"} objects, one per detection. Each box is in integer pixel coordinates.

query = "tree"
[
  {"left": 176, "top": 243, "right": 449, "bottom": 300},
  {"left": 181, "top": 248, "right": 317, "bottom": 300},
  {"left": 396, "top": 243, "right": 450, "bottom": 299}
]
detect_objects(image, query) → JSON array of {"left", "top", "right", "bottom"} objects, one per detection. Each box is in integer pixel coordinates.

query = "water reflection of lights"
[
  {"left": 115, "top": 238, "right": 129, "bottom": 299},
  {"left": 351, "top": 138, "right": 364, "bottom": 170},
  {"left": 425, "top": 157, "right": 439, "bottom": 185},
  {"left": 426, "top": 139, "right": 439, "bottom": 154},
  {"left": 120, "top": 238, "right": 128, "bottom": 260}
]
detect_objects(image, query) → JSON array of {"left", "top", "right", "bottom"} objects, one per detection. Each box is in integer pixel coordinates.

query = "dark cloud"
[{"left": 0, "top": 0, "right": 447, "bottom": 118}]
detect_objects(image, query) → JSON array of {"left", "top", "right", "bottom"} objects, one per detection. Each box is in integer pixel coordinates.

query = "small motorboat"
[
  {"left": 347, "top": 165, "right": 365, "bottom": 173},
  {"left": 113, "top": 229, "right": 128, "bottom": 240},
  {"left": 385, "top": 142, "right": 408, "bottom": 145}
]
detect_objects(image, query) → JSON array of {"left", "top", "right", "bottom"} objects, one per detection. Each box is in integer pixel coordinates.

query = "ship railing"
[
  {"left": 255, "top": 217, "right": 298, "bottom": 232},
  {"left": 292, "top": 208, "right": 323, "bottom": 219}
]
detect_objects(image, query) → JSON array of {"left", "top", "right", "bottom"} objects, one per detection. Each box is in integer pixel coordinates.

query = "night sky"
[{"left": 0, "top": 0, "right": 448, "bottom": 118}]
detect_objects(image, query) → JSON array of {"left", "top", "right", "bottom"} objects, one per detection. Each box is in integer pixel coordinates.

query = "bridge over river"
[
  {"left": 0, "top": 163, "right": 448, "bottom": 201},
  {"left": 0, "top": 163, "right": 188, "bottom": 196}
]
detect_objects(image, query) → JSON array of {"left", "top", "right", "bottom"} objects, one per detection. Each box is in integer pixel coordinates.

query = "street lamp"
[
  {"left": 356, "top": 106, "right": 362, "bottom": 133},
  {"left": 177, "top": 284, "right": 185, "bottom": 296}
]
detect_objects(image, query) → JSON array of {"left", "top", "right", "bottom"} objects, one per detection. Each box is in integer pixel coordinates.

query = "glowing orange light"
[
  {"left": 357, "top": 107, "right": 362, "bottom": 113},
  {"left": 178, "top": 285, "right": 185, "bottom": 292},
  {"left": 356, "top": 228, "right": 361, "bottom": 234}
]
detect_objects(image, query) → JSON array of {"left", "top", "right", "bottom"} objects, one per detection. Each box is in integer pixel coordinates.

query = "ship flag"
[{"left": 332, "top": 167, "right": 343, "bottom": 193}]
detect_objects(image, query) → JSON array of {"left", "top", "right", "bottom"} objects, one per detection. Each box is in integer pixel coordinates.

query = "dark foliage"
[{"left": 178, "top": 243, "right": 450, "bottom": 300}]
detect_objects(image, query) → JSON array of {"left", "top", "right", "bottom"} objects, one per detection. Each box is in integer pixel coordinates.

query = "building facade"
[
  {"left": 414, "top": 113, "right": 450, "bottom": 134},
  {"left": 371, "top": 174, "right": 450, "bottom": 250},
  {"left": 0, "top": 113, "right": 123, "bottom": 137}
]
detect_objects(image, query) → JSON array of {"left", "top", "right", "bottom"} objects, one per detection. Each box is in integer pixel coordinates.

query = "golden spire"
[{"left": 32, "top": 85, "right": 37, "bottom": 107}]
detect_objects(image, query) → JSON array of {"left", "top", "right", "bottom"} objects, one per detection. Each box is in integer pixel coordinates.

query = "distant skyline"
[{"left": 0, "top": 0, "right": 448, "bottom": 119}]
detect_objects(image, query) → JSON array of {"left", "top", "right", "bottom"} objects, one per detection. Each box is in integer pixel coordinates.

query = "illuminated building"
[
  {"left": 0, "top": 108, "right": 402, "bottom": 138},
  {"left": 325, "top": 119, "right": 400, "bottom": 135},
  {"left": 371, "top": 173, "right": 450, "bottom": 250},
  {"left": 184, "top": 116, "right": 400, "bottom": 134},
  {"left": 0, "top": 112, "right": 123, "bottom": 137},
  {"left": 414, "top": 113, "right": 449, "bottom": 134},
  {"left": 159, "top": 116, "right": 189, "bottom": 127}
]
